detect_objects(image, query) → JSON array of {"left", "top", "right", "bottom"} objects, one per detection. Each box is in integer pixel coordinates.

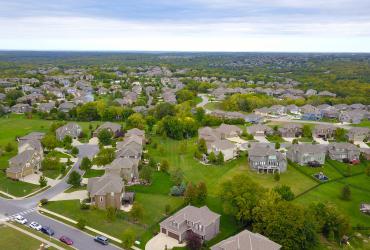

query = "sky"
[{"left": 0, "top": 0, "right": 370, "bottom": 52}]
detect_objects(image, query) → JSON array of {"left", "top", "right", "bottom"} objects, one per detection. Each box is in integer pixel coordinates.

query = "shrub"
[
  {"left": 170, "top": 183, "right": 186, "bottom": 196},
  {"left": 39, "top": 175, "right": 48, "bottom": 187},
  {"left": 40, "top": 199, "right": 48, "bottom": 205},
  {"left": 80, "top": 202, "right": 90, "bottom": 210},
  {"left": 121, "top": 229, "right": 136, "bottom": 248},
  {"left": 77, "top": 218, "right": 86, "bottom": 229},
  {"left": 341, "top": 185, "right": 352, "bottom": 201}
]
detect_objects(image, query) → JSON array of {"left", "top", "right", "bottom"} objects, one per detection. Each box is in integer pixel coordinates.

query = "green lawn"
[
  {"left": 0, "top": 173, "right": 40, "bottom": 197},
  {"left": 0, "top": 225, "right": 46, "bottom": 250},
  {"left": 83, "top": 169, "right": 105, "bottom": 178},
  {"left": 353, "top": 120, "right": 370, "bottom": 128},
  {"left": 295, "top": 180, "right": 370, "bottom": 227},
  {"left": 266, "top": 134, "right": 286, "bottom": 143},
  {"left": 46, "top": 150, "right": 71, "bottom": 158},
  {"left": 298, "top": 162, "right": 344, "bottom": 182},
  {"left": 326, "top": 159, "right": 369, "bottom": 176}
]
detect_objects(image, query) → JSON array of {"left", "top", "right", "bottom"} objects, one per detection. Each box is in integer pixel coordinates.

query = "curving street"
[{"left": 0, "top": 144, "right": 121, "bottom": 250}]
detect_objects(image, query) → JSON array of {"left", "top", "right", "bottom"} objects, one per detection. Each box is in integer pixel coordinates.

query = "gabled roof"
[
  {"left": 211, "top": 229, "right": 281, "bottom": 250},
  {"left": 87, "top": 174, "right": 123, "bottom": 196}
]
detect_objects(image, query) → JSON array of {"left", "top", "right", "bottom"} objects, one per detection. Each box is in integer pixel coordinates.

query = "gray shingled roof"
[{"left": 87, "top": 174, "right": 123, "bottom": 196}]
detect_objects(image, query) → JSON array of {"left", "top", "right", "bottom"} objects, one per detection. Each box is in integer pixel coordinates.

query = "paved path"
[{"left": 197, "top": 94, "right": 212, "bottom": 114}]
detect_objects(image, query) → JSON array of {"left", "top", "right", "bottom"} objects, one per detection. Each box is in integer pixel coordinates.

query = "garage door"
[
  {"left": 161, "top": 228, "right": 166, "bottom": 234},
  {"left": 168, "top": 231, "right": 179, "bottom": 241}
]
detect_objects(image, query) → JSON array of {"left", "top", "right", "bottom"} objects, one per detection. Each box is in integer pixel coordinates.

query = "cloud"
[{"left": 0, "top": 0, "right": 370, "bottom": 51}]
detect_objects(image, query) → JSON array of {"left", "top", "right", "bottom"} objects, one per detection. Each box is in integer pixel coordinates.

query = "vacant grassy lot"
[{"left": 0, "top": 224, "right": 45, "bottom": 250}]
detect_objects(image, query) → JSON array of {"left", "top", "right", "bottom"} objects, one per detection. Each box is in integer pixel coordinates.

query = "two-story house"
[
  {"left": 328, "top": 143, "right": 360, "bottom": 161},
  {"left": 287, "top": 144, "right": 327, "bottom": 165},
  {"left": 248, "top": 146, "right": 287, "bottom": 173}
]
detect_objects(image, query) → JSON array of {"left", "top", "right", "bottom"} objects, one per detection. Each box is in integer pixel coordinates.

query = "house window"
[{"left": 100, "top": 197, "right": 103, "bottom": 202}]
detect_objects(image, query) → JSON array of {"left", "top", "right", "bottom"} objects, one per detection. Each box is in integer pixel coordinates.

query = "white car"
[
  {"left": 29, "top": 221, "right": 42, "bottom": 231},
  {"left": 14, "top": 215, "right": 28, "bottom": 225}
]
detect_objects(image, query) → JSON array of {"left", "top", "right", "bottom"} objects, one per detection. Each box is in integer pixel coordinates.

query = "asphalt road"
[{"left": 0, "top": 144, "right": 121, "bottom": 250}]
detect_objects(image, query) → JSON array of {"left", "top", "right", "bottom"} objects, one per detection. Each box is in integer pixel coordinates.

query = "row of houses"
[{"left": 87, "top": 126, "right": 145, "bottom": 210}]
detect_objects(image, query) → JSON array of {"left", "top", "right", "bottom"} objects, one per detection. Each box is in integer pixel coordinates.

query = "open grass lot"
[
  {"left": 295, "top": 180, "right": 370, "bottom": 227},
  {"left": 353, "top": 120, "right": 370, "bottom": 128},
  {"left": 339, "top": 174, "right": 370, "bottom": 192},
  {"left": 0, "top": 224, "right": 49, "bottom": 250},
  {"left": 148, "top": 136, "right": 318, "bottom": 196},
  {"left": 0, "top": 174, "right": 40, "bottom": 197},
  {"left": 297, "top": 162, "right": 344, "bottom": 182}
]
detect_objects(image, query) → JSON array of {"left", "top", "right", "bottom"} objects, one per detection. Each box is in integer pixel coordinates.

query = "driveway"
[
  {"left": 313, "top": 137, "right": 329, "bottom": 145},
  {"left": 254, "top": 136, "right": 269, "bottom": 143},
  {"left": 354, "top": 141, "right": 369, "bottom": 148},
  {"left": 145, "top": 233, "right": 185, "bottom": 250},
  {"left": 77, "top": 144, "right": 99, "bottom": 160}
]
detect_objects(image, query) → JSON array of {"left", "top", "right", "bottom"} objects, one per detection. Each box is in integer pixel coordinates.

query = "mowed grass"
[
  {"left": 298, "top": 162, "right": 344, "bottom": 182},
  {"left": 148, "top": 136, "right": 318, "bottom": 196},
  {"left": 295, "top": 180, "right": 370, "bottom": 227},
  {"left": 82, "top": 169, "right": 105, "bottom": 178},
  {"left": 326, "top": 159, "right": 369, "bottom": 176},
  {"left": 0, "top": 225, "right": 46, "bottom": 250}
]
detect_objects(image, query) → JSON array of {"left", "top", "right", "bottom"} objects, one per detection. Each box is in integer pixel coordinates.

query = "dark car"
[
  {"left": 41, "top": 226, "right": 55, "bottom": 236},
  {"left": 60, "top": 236, "right": 73, "bottom": 245},
  {"left": 94, "top": 235, "right": 109, "bottom": 245},
  {"left": 308, "top": 161, "right": 321, "bottom": 168}
]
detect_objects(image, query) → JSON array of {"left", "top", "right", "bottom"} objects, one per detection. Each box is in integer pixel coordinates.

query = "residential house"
[
  {"left": 318, "top": 91, "right": 336, "bottom": 97},
  {"left": 116, "top": 136, "right": 143, "bottom": 159},
  {"left": 278, "top": 123, "right": 302, "bottom": 138},
  {"left": 55, "top": 122, "right": 82, "bottom": 141},
  {"left": 328, "top": 143, "right": 360, "bottom": 161},
  {"left": 313, "top": 124, "right": 336, "bottom": 139},
  {"left": 105, "top": 157, "right": 139, "bottom": 181},
  {"left": 38, "top": 102, "right": 55, "bottom": 113},
  {"left": 6, "top": 150, "right": 42, "bottom": 180},
  {"left": 199, "top": 127, "right": 220, "bottom": 144},
  {"left": 93, "top": 122, "right": 122, "bottom": 137},
  {"left": 339, "top": 110, "right": 366, "bottom": 124},
  {"left": 285, "top": 104, "right": 300, "bottom": 115},
  {"left": 207, "top": 140, "right": 238, "bottom": 161},
  {"left": 214, "top": 124, "right": 242, "bottom": 139},
  {"left": 287, "top": 144, "right": 327, "bottom": 165},
  {"left": 247, "top": 124, "right": 273, "bottom": 136},
  {"left": 125, "top": 128, "right": 145, "bottom": 142},
  {"left": 59, "top": 102, "right": 76, "bottom": 113},
  {"left": 210, "top": 229, "right": 281, "bottom": 250},
  {"left": 245, "top": 114, "right": 264, "bottom": 124},
  {"left": 87, "top": 173, "right": 124, "bottom": 209},
  {"left": 160, "top": 205, "right": 220, "bottom": 242},
  {"left": 248, "top": 146, "right": 287, "bottom": 173},
  {"left": 346, "top": 127, "right": 370, "bottom": 142},
  {"left": 11, "top": 103, "right": 32, "bottom": 113}
]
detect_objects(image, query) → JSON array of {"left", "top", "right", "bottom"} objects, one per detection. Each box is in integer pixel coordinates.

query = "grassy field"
[
  {"left": 0, "top": 224, "right": 46, "bottom": 250},
  {"left": 83, "top": 169, "right": 105, "bottom": 178},
  {"left": 353, "top": 120, "right": 370, "bottom": 128}
]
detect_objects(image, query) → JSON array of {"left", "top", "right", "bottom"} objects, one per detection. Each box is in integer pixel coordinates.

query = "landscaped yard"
[
  {"left": 0, "top": 225, "right": 46, "bottom": 250},
  {"left": 82, "top": 169, "right": 105, "bottom": 178}
]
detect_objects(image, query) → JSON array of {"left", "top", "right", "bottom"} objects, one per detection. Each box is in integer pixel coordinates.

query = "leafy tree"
[
  {"left": 365, "top": 165, "right": 370, "bottom": 177},
  {"left": 76, "top": 102, "right": 99, "bottom": 121},
  {"left": 130, "top": 202, "right": 144, "bottom": 222},
  {"left": 140, "top": 165, "right": 153, "bottom": 183},
  {"left": 341, "top": 185, "right": 351, "bottom": 201},
  {"left": 4, "top": 142, "right": 14, "bottom": 152},
  {"left": 302, "top": 125, "right": 312, "bottom": 138},
  {"left": 217, "top": 152, "right": 224, "bottom": 164},
  {"left": 146, "top": 115, "right": 156, "bottom": 132},
  {"left": 154, "top": 103, "right": 175, "bottom": 120},
  {"left": 71, "top": 147, "right": 79, "bottom": 155},
  {"left": 198, "top": 138, "right": 207, "bottom": 154},
  {"left": 275, "top": 142, "right": 280, "bottom": 149},
  {"left": 335, "top": 128, "right": 347, "bottom": 142},
  {"left": 274, "top": 172, "right": 280, "bottom": 181},
  {"left": 311, "top": 202, "right": 350, "bottom": 241},
  {"left": 126, "top": 113, "right": 146, "bottom": 130},
  {"left": 184, "top": 182, "right": 197, "bottom": 204},
  {"left": 186, "top": 231, "right": 202, "bottom": 250},
  {"left": 171, "top": 168, "right": 184, "bottom": 186},
  {"left": 160, "top": 160, "right": 170, "bottom": 173},
  {"left": 170, "top": 183, "right": 186, "bottom": 196},
  {"left": 208, "top": 151, "right": 216, "bottom": 163},
  {"left": 39, "top": 175, "right": 47, "bottom": 187},
  {"left": 63, "top": 135, "right": 72, "bottom": 146},
  {"left": 197, "top": 182, "right": 207, "bottom": 204},
  {"left": 93, "top": 148, "right": 115, "bottom": 166},
  {"left": 77, "top": 218, "right": 86, "bottom": 229},
  {"left": 41, "top": 134, "right": 58, "bottom": 150},
  {"left": 292, "top": 139, "right": 299, "bottom": 144},
  {"left": 253, "top": 198, "right": 318, "bottom": 250},
  {"left": 80, "top": 157, "right": 92, "bottom": 171},
  {"left": 98, "top": 129, "right": 113, "bottom": 145},
  {"left": 67, "top": 171, "right": 81, "bottom": 187},
  {"left": 194, "top": 107, "right": 205, "bottom": 123},
  {"left": 220, "top": 174, "right": 266, "bottom": 223},
  {"left": 176, "top": 89, "right": 195, "bottom": 103},
  {"left": 41, "top": 157, "right": 60, "bottom": 170},
  {"left": 121, "top": 229, "right": 136, "bottom": 249},
  {"left": 274, "top": 185, "right": 295, "bottom": 201}
]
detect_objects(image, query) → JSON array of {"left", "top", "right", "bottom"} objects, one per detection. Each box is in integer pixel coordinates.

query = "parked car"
[
  {"left": 60, "top": 236, "right": 74, "bottom": 245},
  {"left": 308, "top": 161, "right": 321, "bottom": 168},
  {"left": 350, "top": 159, "right": 360, "bottom": 165},
  {"left": 29, "top": 222, "right": 42, "bottom": 231},
  {"left": 14, "top": 215, "right": 28, "bottom": 225},
  {"left": 94, "top": 236, "right": 109, "bottom": 245},
  {"left": 41, "top": 226, "right": 55, "bottom": 236}
]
